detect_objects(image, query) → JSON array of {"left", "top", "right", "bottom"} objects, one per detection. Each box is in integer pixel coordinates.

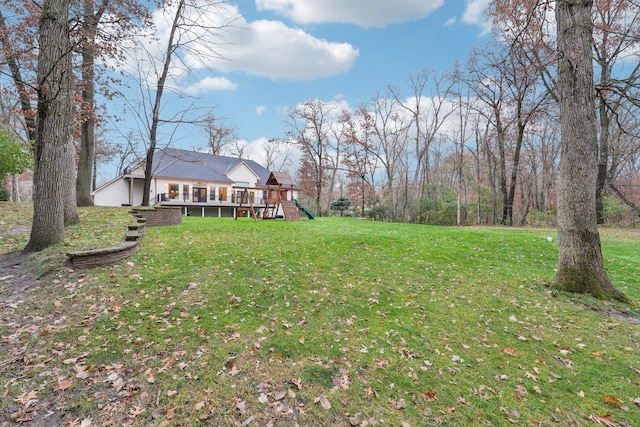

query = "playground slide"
[{"left": 294, "top": 199, "right": 315, "bottom": 219}]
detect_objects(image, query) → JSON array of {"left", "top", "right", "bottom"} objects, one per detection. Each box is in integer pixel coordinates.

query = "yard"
[{"left": 1, "top": 204, "right": 640, "bottom": 426}]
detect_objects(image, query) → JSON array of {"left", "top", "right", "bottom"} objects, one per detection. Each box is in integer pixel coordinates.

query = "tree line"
[{"left": 286, "top": 1, "right": 640, "bottom": 231}]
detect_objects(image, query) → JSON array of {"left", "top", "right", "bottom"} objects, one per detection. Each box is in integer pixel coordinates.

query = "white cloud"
[
  {"left": 256, "top": 106, "right": 267, "bottom": 117},
  {"left": 183, "top": 77, "right": 238, "bottom": 95},
  {"left": 165, "top": 2, "right": 359, "bottom": 81},
  {"left": 462, "top": 0, "right": 491, "bottom": 33},
  {"left": 444, "top": 16, "right": 457, "bottom": 27},
  {"left": 195, "top": 19, "right": 359, "bottom": 80},
  {"left": 256, "top": 0, "right": 444, "bottom": 28}
]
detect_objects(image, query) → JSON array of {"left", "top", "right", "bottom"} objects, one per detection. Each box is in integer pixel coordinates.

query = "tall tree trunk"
[
  {"left": 76, "top": 34, "right": 97, "bottom": 206},
  {"left": 76, "top": 0, "right": 107, "bottom": 206},
  {"left": 503, "top": 121, "right": 526, "bottom": 226},
  {"left": 554, "top": 0, "right": 629, "bottom": 303},
  {"left": 11, "top": 174, "right": 20, "bottom": 202},
  {"left": 25, "top": 0, "right": 73, "bottom": 252},
  {"left": 494, "top": 110, "right": 511, "bottom": 225},
  {"left": 64, "top": 137, "right": 79, "bottom": 225},
  {"left": 595, "top": 94, "right": 609, "bottom": 224}
]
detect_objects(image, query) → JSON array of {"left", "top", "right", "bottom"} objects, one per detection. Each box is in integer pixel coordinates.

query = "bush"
[
  {"left": 0, "top": 185, "right": 10, "bottom": 201},
  {"left": 525, "top": 209, "right": 557, "bottom": 227},
  {"left": 604, "top": 195, "right": 634, "bottom": 226}
]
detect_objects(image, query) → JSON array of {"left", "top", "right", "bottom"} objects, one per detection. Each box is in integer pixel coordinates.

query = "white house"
[{"left": 93, "top": 148, "right": 299, "bottom": 218}]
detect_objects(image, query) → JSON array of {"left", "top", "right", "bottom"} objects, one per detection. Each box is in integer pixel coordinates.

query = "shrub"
[{"left": 0, "top": 185, "right": 10, "bottom": 201}]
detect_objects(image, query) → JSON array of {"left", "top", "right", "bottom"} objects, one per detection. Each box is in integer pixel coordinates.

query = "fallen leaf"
[
  {"left": 128, "top": 405, "right": 145, "bottom": 419},
  {"left": 525, "top": 371, "right": 537, "bottom": 382},
  {"left": 600, "top": 395, "right": 622, "bottom": 406},
  {"left": 515, "top": 385, "right": 528, "bottom": 396},
  {"left": 364, "top": 386, "right": 374, "bottom": 399},
  {"left": 55, "top": 379, "right": 73, "bottom": 392},
  {"left": 349, "top": 413, "right": 363, "bottom": 426},
  {"left": 151, "top": 408, "right": 166, "bottom": 419},
  {"left": 501, "top": 347, "right": 518, "bottom": 357},
  {"left": 236, "top": 400, "right": 247, "bottom": 414},
  {"left": 423, "top": 390, "right": 437, "bottom": 402},
  {"left": 241, "top": 416, "right": 256, "bottom": 426},
  {"left": 74, "top": 364, "right": 90, "bottom": 379},
  {"left": 314, "top": 395, "right": 331, "bottom": 410},
  {"left": 79, "top": 418, "right": 95, "bottom": 427},
  {"left": 393, "top": 399, "right": 407, "bottom": 410},
  {"left": 589, "top": 413, "right": 618, "bottom": 426},
  {"left": 166, "top": 390, "right": 178, "bottom": 397},
  {"left": 554, "top": 356, "right": 574, "bottom": 367},
  {"left": 15, "top": 390, "right": 38, "bottom": 408},
  {"left": 166, "top": 407, "right": 178, "bottom": 419}
]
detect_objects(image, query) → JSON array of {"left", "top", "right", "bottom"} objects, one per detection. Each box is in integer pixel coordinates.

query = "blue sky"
[{"left": 103, "top": 0, "right": 491, "bottom": 182}]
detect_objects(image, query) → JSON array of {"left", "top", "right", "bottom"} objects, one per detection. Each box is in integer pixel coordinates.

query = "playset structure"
[{"left": 234, "top": 172, "right": 315, "bottom": 221}]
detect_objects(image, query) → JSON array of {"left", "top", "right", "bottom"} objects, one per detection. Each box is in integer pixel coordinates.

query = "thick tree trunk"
[
  {"left": 554, "top": 0, "right": 629, "bottom": 303},
  {"left": 25, "top": 0, "right": 73, "bottom": 252}
]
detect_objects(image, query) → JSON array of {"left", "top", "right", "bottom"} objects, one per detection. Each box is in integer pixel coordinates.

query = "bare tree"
[
  {"left": 286, "top": 99, "right": 335, "bottom": 216},
  {"left": 369, "top": 92, "right": 411, "bottom": 221},
  {"left": 138, "top": 0, "right": 231, "bottom": 206},
  {"left": 200, "top": 112, "right": 237, "bottom": 155},
  {"left": 340, "top": 106, "right": 380, "bottom": 217},
  {"left": 390, "top": 69, "right": 455, "bottom": 201},
  {"left": 592, "top": 0, "right": 640, "bottom": 223},
  {"left": 263, "top": 137, "right": 294, "bottom": 172}
]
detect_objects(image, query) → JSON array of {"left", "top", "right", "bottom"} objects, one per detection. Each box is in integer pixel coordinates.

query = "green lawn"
[{"left": 2, "top": 206, "right": 640, "bottom": 426}]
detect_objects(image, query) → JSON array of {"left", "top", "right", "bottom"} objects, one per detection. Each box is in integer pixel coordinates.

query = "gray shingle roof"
[{"left": 151, "top": 148, "right": 271, "bottom": 185}]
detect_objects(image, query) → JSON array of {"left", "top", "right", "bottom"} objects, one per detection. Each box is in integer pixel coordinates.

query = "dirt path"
[{"left": 0, "top": 245, "right": 66, "bottom": 425}]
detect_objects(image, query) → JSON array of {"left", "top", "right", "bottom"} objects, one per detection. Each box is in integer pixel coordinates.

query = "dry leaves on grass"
[{"left": 589, "top": 413, "right": 619, "bottom": 426}]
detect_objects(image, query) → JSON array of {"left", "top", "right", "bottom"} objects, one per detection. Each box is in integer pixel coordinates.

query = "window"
[
  {"left": 168, "top": 184, "right": 179, "bottom": 199},
  {"left": 193, "top": 187, "right": 207, "bottom": 203},
  {"left": 183, "top": 184, "right": 190, "bottom": 202},
  {"left": 219, "top": 187, "right": 227, "bottom": 202},
  {"left": 209, "top": 186, "right": 216, "bottom": 201}
]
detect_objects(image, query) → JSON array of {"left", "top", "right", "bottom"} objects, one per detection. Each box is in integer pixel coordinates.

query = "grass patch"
[{"left": 1, "top": 209, "right": 639, "bottom": 426}]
